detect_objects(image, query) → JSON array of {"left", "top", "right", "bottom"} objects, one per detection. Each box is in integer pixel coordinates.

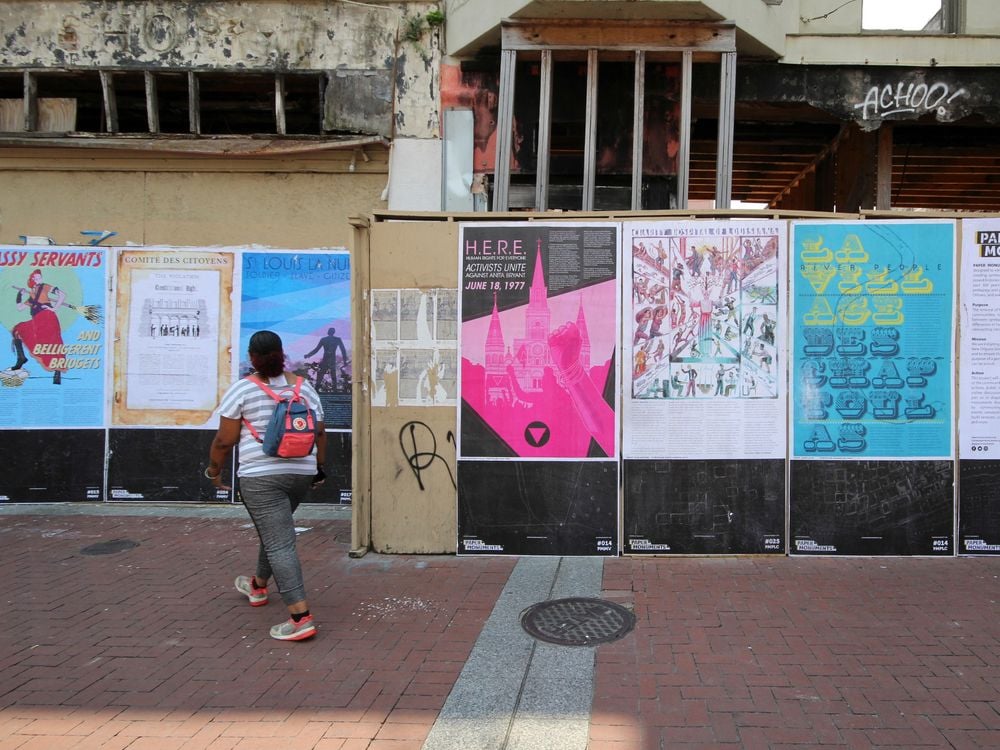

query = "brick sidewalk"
[
  {"left": 595, "top": 557, "right": 1000, "bottom": 749},
  {"left": 0, "top": 512, "right": 514, "bottom": 749},
  {"left": 3, "top": 510, "right": 1000, "bottom": 750}
]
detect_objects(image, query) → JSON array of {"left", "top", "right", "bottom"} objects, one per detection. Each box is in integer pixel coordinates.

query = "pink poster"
[{"left": 458, "top": 223, "right": 620, "bottom": 459}]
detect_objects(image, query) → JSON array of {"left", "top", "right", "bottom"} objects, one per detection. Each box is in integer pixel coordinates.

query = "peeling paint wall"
[{"left": 0, "top": 1, "right": 441, "bottom": 138}]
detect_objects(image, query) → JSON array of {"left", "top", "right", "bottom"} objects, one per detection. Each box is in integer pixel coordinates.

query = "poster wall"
[
  {"left": 789, "top": 220, "right": 956, "bottom": 555},
  {"left": 958, "top": 218, "right": 1000, "bottom": 554},
  {"left": 457, "top": 222, "right": 619, "bottom": 555},
  {"left": 0, "top": 246, "right": 108, "bottom": 427},
  {"left": 112, "top": 249, "right": 235, "bottom": 427},
  {"left": 620, "top": 221, "right": 786, "bottom": 555}
]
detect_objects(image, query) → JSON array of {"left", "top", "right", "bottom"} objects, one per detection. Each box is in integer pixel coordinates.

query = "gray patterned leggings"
[{"left": 239, "top": 473, "right": 313, "bottom": 606}]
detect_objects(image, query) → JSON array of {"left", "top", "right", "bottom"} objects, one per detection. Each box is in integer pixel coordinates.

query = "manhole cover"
[
  {"left": 520, "top": 597, "right": 635, "bottom": 646},
  {"left": 80, "top": 539, "right": 140, "bottom": 555}
]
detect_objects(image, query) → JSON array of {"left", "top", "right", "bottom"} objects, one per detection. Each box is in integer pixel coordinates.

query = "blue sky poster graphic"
[
  {"left": 240, "top": 251, "right": 351, "bottom": 430},
  {"left": 791, "top": 221, "right": 954, "bottom": 459},
  {"left": 0, "top": 246, "right": 107, "bottom": 427}
]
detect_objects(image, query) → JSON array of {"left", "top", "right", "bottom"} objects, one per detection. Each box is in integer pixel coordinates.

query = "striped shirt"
[{"left": 217, "top": 374, "right": 325, "bottom": 478}]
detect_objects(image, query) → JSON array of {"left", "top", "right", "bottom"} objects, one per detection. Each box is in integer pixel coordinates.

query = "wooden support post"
[
  {"left": 581, "top": 49, "right": 599, "bottom": 211},
  {"left": 188, "top": 71, "right": 201, "bottom": 135},
  {"left": 630, "top": 51, "right": 646, "bottom": 211},
  {"left": 836, "top": 124, "right": 877, "bottom": 211},
  {"left": 99, "top": 71, "right": 119, "bottom": 133},
  {"left": 23, "top": 71, "right": 37, "bottom": 132},
  {"left": 493, "top": 49, "right": 517, "bottom": 211},
  {"left": 715, "top": 51, "right": 737, "bottom": 209},
  {"left": 678, "top": 50, "right": 693, "bottom": 209},
  {"left": 145, "top": 71, "right": 160, "bottom": 134},
  {"left": 876, "top": 124, "right": 893, "bottom": 210},
  {"left": 275, "top": 73, "right": 287, "bottom": 136},
  {"left": 535, "top": 49, "right": 553, "bottom": 212}
]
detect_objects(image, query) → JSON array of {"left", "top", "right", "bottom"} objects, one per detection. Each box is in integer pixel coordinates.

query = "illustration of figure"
[
  {"left": 681, "top": 366, "right": 698, "bottom": 397},
  {"left": 671, "top": 261, "right": 684, "bottom": 291},
  {"left": 759, "top": 313, "right": 775, "bottom": 345},
  {"left": 715, "top": 364, "right": 727, "bottom": 396},
  {"left": 653, "top": 241, "right": 668, "bottom": 265},
  {"left": 724, "top": 296, "right": 737, "bottom": 323},
  {"left": 304, "top": 327, "right": 347, "bottom": 393},
  {"left": 634, "top": 347, "right": 647, "bottom": 375},
  {"left": 650, "top": 305, "right": 668, "bottom": 337},
  {"left": 743, "top": 306, "right": 757, "bottom": 338},
  {"left": 756, "top": 342, "right": 772, "bottom": 373},
  {"left": 670, "top": 372, "right": 684, "bottom": 398},
  {"left": 8, "top": 269, "right": 67, "bottom": 384},
  {"left": 647, "top": 282, "right": 667, "bottom": 305},
  {"left": 724, "top": 256, "right": 740, "bottom": 295},
  {"left": 651, "top": 338, "right": 666, "bottom": 364},
  {"left": 633, "top": 308, "right": 652, "bottom": 345},
  {"left": 673, "top": 296, "right": 687, "bottom": 327},
  {"left": 724, "top": 369, "right": 737, "bottom": 397},
  {"left": 549, "top": 322, "right": 615, "bottom": 456}
]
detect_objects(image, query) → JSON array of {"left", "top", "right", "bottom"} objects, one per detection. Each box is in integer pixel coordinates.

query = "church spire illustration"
[{"left": 483, "top": 238, "right": 594, "bottom": 400}]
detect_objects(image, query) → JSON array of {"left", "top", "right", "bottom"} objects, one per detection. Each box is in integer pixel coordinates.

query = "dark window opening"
[
  {"left": 149, "top": 72, "right": 191, "bottom": 134},
  {"left": 0, "top": 69, "right": 325, "bottom": 136}
]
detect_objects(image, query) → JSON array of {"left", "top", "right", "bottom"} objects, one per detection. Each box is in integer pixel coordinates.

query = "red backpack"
[{"left": 242, "top": 376, "right": 317, "bottom": 458}]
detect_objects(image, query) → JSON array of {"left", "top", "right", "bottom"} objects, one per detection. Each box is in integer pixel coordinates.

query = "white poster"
[
  {"left": 112, "top": 249, "right": 234, "bottom": 427},
  {"left": 622, "top": 220, "right": 787, "bottom": 459},
  {"left": 960, "top": 218, "right": 1000, "bottom": 459},
  {"left": 125, "top": 268, "right": 220, "bottom": 410}
]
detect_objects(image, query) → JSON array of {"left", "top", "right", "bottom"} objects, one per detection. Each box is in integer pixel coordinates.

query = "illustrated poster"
[
  {"left": 240, "top": 251, "right": 351, "bottom": 431},
  {"left": 113, "top": 249, "right": 234, "bottom": 427},
  {"left": 458, "top": 223, "right": 619, "bottom": 459},
  {"left": 622, "top": 221, "right": 786, "bottom": 459},
  {"left": 958, "top": 218, "right": 1000, "bottom": 554},
  {"left": 0, "top": 246, "right": 108, "bottom": 427},
  {"left": 791, "top": 221, "right": 955, "bottom": 459}
]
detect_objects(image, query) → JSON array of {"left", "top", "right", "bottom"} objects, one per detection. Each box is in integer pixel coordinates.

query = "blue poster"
[
  {"left": 240, "top": 251, "right": 351, "bottom": 430},
  {"left": 0, "top": 246, "right": 107, "bottom": 428},
  {"left": 791, "top": 221, "right": 954, "bottom": 459}
]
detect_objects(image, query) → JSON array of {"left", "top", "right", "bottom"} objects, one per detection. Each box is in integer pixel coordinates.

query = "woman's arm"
[{"left": 207, "top": 416, "right": 241, "bottom": 490}]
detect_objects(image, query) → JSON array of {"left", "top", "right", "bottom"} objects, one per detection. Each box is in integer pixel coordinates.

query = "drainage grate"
[
  {"left": 80, "top": 539, "right": 140, "bottom": 556},
  {"left": 520, "top": 597, "right": 636, "bottom": 646}
]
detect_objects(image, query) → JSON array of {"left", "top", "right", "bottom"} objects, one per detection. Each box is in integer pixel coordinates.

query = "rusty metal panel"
[{"left": 324, "top": 69, "right": 393, "bottom": 137}]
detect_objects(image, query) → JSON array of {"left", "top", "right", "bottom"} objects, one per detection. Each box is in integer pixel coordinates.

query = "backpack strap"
[{"left": 241, "top": 373, "right": 295, "bottom": 444}]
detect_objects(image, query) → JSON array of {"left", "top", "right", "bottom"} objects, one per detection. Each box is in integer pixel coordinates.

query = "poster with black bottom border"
[
  {"left": 108, "top": 429, "right": 352, "bottom": 504},
  {"left": 789, "top": 460, "right": 953, "bottom": 555},
  {"left": 457, "top": 461, "right": 617, "bottom": 555},
  {"left": 958, "top": 460, "right": 1000, "bottom": 555},
  {"left": 0, "top": 429, "right": 104, "bottom": 502},
  {"left": 109, "top": 429, "right": 229, "bottom": 502},
  {"left": 624, "top": 459, "right": 785, "bottom": 554}
]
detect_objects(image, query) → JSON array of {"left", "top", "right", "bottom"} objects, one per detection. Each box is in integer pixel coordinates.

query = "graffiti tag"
[
  {"left": 399, "top": 421, "right": 456, "bottom": 491},
  {"left": 853, "top": 81, "right": 968, "bottom": 121}
]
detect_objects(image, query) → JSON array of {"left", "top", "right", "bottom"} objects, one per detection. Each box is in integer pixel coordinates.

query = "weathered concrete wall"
[
  {"left": 0, "top": 1, "right": 441, "bottom": 138},
  {"left": 0, "top": 146, "right": 389, "bottom": 246}
]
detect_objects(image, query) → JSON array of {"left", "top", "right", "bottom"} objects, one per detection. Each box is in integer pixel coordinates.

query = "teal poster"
[
  {"left": 0, "top": 246, "right": 107, "bottom": 427},
  {"left": 791, "top": 221, "right": 954, "bottom": 459},
  {"left": 240, "top": 251, "right": 351, "bottom": 430}
]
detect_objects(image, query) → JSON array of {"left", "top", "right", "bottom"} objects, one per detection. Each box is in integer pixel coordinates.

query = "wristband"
[{"left": 204, "top": 466, "right": 220, "bottom": 479}]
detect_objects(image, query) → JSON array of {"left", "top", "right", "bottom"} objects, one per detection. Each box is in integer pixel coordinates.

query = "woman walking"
[{"left": 206, "top": 330, "right": 326, "bottom": 641}]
